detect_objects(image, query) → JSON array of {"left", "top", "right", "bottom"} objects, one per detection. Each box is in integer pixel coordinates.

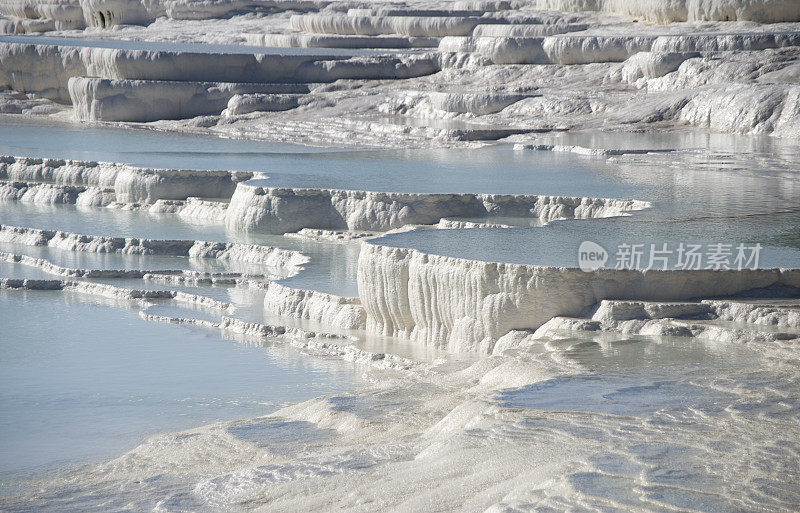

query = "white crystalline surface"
[
  {"left": 0, "top": 0, "right": 799, "bottom": 140},
  {"left": 1, "top": 1, "right": 800, "bottom": 512}
]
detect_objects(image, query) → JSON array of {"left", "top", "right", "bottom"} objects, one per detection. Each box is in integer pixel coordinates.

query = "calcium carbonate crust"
[
  {"left": 3, "top": 0, "right": 798, "bottom": 31},
  {"left": 0, "top": 250, "right": 281, "bottom": 282},
  {"left": 0, "top": 154, "right": 251, "bottom": 203},
  {"left": 2, "top": 0, "right": 800, "bottom": 141},
  {"left": 0, "top": 276, "right": 232, "bottom": 310},
  {"left": 357, "top": 241, "right": 800, "bottom": 352},
  {"left": 0, "top": 224, "right": 309, "bottom": 273},
  {"left": 0, "top": 0, "right": 331, "bottom": 29},
  {"left": 0, "top": 42, "right": 440, "bottom": 103},
  {"left": 0, "top": 154, "right": 651, "bottom": 235},
  {"left": 520, "top": 0, "right": 800, "bottom": 23},
  {"left": 225, "top": 182, "right": 649, "bottom": 233},
  {"left": 263, "top": 281, "right": 366, "bottom": 330}
]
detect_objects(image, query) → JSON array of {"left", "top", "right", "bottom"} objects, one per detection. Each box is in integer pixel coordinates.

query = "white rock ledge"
[
  {"left": 225, "top": 183, "right": 650, "bottom": 233},
  {"left": 356, "top": 241, "right": 800, "bottom": 353},
  {"left": 0, "top": 224, "right": 309, "bottom": 274},
  {"left": 0, "top": 42, "right": 440, "bottom": 103},
  {"left": 0, "top": 155, "right": 251, "bottom": 203},
  {"left": 0, "top": 0, "right": 334, "bottom": 29},
  {"left": 263, "top": 281, "right": 366, "bottom": 330},
  {"left": 213, "top": 316, "right": 416, "bottom": 370},
  {"left": 440, "top": 32, "right": 800, "bottom": 65},
  {"left": 244, "top": 33, "right": 439, "bottom": 49},
  {"left": 1, "top": 250, "right": 158, "bottom": 278},
  {"left": 705, "top": 300, "right": 800, "bottom": 329},
  {"left": 151, "top": 198, "right": 229, "bottom": 223},
  {"left": 472, "top": 24, "right": 589, "bottom": 38},
  {"left": 289, "top": 14, "right": 482, "bottom": 37},
  {"left": 0, "top": 277, "right": 232, "bottom": 310},
  {"left": 69, "top": 78, "right": 308, "bottom": 122},
  {"left": 521, "top": 0, "right": 800, "bottom": 24},
  {"left": 529, "top": 297, "right": 800, "bottom": 348},
  {"left": 222, "top": 93, "right": 300, "bottom": 117},
  {"left": 0, "top": 42, "right": 338, "bottom": 102}
]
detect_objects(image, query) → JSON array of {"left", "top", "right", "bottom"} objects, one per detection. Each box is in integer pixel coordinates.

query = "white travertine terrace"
[
  {"left": 471, "top": 23, "right": 589, "bottom": 37},
  {"left": 525, "top": 296, "right": 800, "bottom": 350},
  {"left": 618, "top": 51, "right": 700, "bottom": 83},
  {"left": 1, "top": 0, "right": 799, "bottom": 353},
  {"left": 1, "top": 250, "right": 155, "bottom": 277},
  {"left": 0, "top": 276, "right": 233, "bottom": 308},
  {"left": 0, "top": 154, "right": 650, "bottom": 233},
  {"left": 2, "top": 0, "right": 799, "bottom": 137},
  {"left": 438, "top": 32, "right": 800, "bottom": 65},
  {"left": 0, "top": 155, "right": 251, "bottom": 202},
  {"left": 69, "top": 78, "right": 307, "bottom": 121},
  {"left": 0, "top": 181, "right": 90, "bottom": 204},
  {"left": 289, "top": 14, "right": 483, "bottom": 37},
  {"left": 0, "top": 0, "right": 85, "bottom": 30},
  {"left": 214, "top": 316, "right": 417, "bottom": 369},
  {"left": 0, "top": 224, "right": 309, "bottom": 271},
  {"left": 0, "top": 0, "right": 331, "bottom": 28},
  {"left": 707, "top": 300, "right": 800, "bottom": 328},
  {"left": 159, "top": 198, "right": 230, "bottom": 223},
  {"left": 357, "top": 242, "right": 800, "bottom": 353},
  {"left": 0, "top": 42, "right": 334, "bottom": 101},
  {"left": 222, "top": 92, "right": 301, "bottom": 116},
  {"left": 522, "top": 0, "right": 800, "bottom": 23},
  {"left": 1, "top": 250, "right": 290, "bottom": 286},
  {"left": 346, "top": 8, "right": 486, "bottom": 17},
  {"left": 284, "top": 228, "right": 374, "bottom": 242},
  {"left": 679, "top": 84, "right": 800, "bottom": 138},
  {"left": 244, "top": 33, "right": 440, "bottom": 49},
  {"left": 225, "top": 183, "right": 649, "bottom": 233},
  {"left": 427, "top": 91, "right": 526, "bottom": 115},
  {"left": 0, "top": 41, "right": 440, "bottom": 103},
  {"left": 583, "top": 298, "right": 800, "bottom": 330},
  {"left": 263, "top": 281, "right": 366, "bottom": 330}
]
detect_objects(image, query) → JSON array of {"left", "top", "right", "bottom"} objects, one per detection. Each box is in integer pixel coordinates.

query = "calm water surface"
[{"left": 0, "top": 291, "right": 361, "bottom": 492}]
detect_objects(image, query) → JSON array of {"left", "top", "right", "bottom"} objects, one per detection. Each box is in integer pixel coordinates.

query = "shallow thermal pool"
[
  {"left": 0, "top": 117, "right": 638, "bottom": 197},
  {"left": 374, "top": 140, "right": 800, "bottom": 269},
  {"left": 374, "top": 211, "right": 800, "bottom": 269},
  {"left": 0, "top": 201, "right": 363, "bottom": 296},
  {"left": 0, "top": 291, "right": 361, "bottom": 495}
]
